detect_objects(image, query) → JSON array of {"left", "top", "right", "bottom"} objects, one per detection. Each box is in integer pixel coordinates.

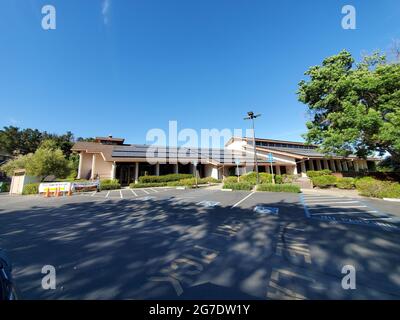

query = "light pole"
[{"left": 244, "top": 111, "right": 261, "bottom": 185}]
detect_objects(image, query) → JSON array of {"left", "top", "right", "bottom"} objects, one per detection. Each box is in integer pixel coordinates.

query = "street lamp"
[{"left": 244, "top": 111, "right": 261, "bottom": 185}]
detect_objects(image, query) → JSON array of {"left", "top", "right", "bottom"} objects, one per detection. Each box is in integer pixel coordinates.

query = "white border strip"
[{"left": 232, "top": 191, "right": 255, "bottom": 208}]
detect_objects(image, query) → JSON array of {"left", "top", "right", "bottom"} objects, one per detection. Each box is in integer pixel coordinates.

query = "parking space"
[
  {"left": 0, "top": 188, "right": 399, "bottom": 299},
  {"left": 301, "top": 193, "right": 400, "bottom": 232}
]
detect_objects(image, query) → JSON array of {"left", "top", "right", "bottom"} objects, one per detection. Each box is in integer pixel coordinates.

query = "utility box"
[{"left": 9, "top": 170, "right": 40, "bottom": 195}]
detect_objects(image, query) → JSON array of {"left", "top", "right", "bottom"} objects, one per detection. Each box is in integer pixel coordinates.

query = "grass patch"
[
  {"left": 256, "top": 183, "right": 300, "bottom": 193},
  {"left": 100, "top": 179, "right": 121, "bottom": 190},
  {"left": 22, "top": 183, "right": 40, "bottom": 195},
  {"left": 222, "top": 182, "right": 254, "bottom": 191},
  {"left": 138, "top": 174, "right": 193, "bottom": 183}
]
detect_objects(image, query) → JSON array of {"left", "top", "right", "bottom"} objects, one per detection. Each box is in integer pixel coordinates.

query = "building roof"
[{"left": 72, "top": 142, "right": 266, "bottom": 165}]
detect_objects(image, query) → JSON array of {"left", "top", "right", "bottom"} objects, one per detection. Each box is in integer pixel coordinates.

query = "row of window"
[{"left": 255, "top": 141, "right": 316, "bottom": 150}]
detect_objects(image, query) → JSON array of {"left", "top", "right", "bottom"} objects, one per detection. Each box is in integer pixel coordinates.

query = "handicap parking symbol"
[
  {"left": 197, "top": 200, "right": 220, "bottom": 208},
  {"left": 253, "top": 206, "right": 279, "bottom": 215}
]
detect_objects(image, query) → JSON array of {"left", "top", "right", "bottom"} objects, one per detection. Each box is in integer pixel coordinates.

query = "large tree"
[
  {"left": 297, "top": 50, "right": 400, "bottom": 166},
  {"left": 0, "top": 140, "right": 71, "bottom": 180}
]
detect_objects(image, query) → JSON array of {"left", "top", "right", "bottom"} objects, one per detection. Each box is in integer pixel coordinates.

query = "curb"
[{"left": 383, "top": 198, "right": 400, "bottom": 202}]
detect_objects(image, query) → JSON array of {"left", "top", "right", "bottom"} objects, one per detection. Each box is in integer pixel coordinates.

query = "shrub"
[
  {"left": 167, "top": 178, "right": 197, "bottom": 187},
  {"left": 138, "top": 174, "right": 193, "bottom": 183},
  {"left": 307, "top": 169, "right": 332, "bottom": 178},
  {"left": 0, "top": 182, "right": 9, "bottom": 193},
  {"left": 238, "top": 172, "right": 282, "bottom": 184},
  {"left": 256, "top": 183, "right": 300, "bottom": 193},
  {"left": 274, "top": 175, "right": 283, "bottom": 184},
  {"left": 224, "top": 176, "right": 239, "bottom": 183},
  {"left": 311, "top": 175, "right": 337, "bottom": 188},
  {"left": 223, "top": 182, "right": 254, "bottom": 191},
  {"left": 22, "top": 183, "right": 39, "bottom": 195},
  {"left": 130, "top": 182, "right": 167, "bottom": 188},
  {"left": 282, "top": 174, "right": 296, "bottom": 183},
  {"left": 100, "top": 179, "right": 121, "bottom": 190},
  {"left": 336, "top": 177, "right": 355, "bottom": 189},
  {"left": 197, "top": 177, "right": 220, "bottom": 184},
  {"left": 355, "top": 177, "right": 400, "bottom": 198}
]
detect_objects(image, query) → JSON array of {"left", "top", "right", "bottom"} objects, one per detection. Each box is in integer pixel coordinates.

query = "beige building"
[{"left": 71, "top": 136, "right": 378, "bottom": 186}]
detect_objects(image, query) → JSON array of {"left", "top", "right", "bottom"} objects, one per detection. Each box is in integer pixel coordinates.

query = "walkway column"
[
  {"left": 336, "top": 159, "right": 343, "bottom": 172},
  {"left": 323, "top": 159, "right": 329, "bottom": 170},
  {"left": 155, "top": 163, "right": 160, "bottom": 176},
  {"left": 354, "top": 160, "right": 360, "bottom": 172},
  {"left": 309, "top": 160, "right": 314, "bottom": 171},
  {"left": 135, "top": 162, "right": 139, "bottom": 183},
  {"left": 174, "top": 164, "right": 179, "bottom": 174},
  {"left": 342, "top": 160, "right": 348, "bottom": 171},
  {"left": 111, "top": 162, "right": 116, "bottom": 179},
  {"left": 90, "top": 154, "right": 96, "bottom": 179},
  {"left": 77, "top": 153, "right": 83, "bottom": 179},
  {"left": 316, "top": 159, "right": 322, "bottom": 171},
  {"left": 330, "top": 159, "right": 336, "bottom": 172},
  {"left": 275, "top": 165, "right": 281, "bottom": 175},
  {"left": 300, "top": 161, "right": 307, "bottom": 174}
]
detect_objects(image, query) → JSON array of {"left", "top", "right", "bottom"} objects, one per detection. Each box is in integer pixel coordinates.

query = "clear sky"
[{"left": 0, "top": 0, "right": 399, "bottom": 146}]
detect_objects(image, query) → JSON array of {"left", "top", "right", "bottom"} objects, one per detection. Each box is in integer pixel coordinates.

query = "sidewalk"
[{"left": 301, "top": 187, "right": 362, "bottom": 198}]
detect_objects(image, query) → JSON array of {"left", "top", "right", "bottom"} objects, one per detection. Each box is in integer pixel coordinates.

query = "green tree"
[
  {"left": 0, "top": 144, "right": 71, "bottom": 180},
  {"left": 297, "top": 50, "right": 400, "bottom": 166}
]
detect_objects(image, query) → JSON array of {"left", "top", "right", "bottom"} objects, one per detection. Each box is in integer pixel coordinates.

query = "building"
[{"left": 71, "top": 136, "right": 378, "bottom": 186}]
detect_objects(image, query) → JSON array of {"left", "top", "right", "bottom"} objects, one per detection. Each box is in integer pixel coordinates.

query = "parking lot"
[{"left": 0, "top": 188, "right": 399, "bottom": 299}]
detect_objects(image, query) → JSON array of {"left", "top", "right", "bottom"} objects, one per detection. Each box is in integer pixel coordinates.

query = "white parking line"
[
  {"left": 105, "top": 191, "right": 110, "bottom": 198},
  {"left": 119, "top": 190, "right": 123, "bottom": 199},
  {"left": 232, "top": 192, "right": 255, "bottom": 208},
  {"left": 306, "top": 201, "right": 360, "bottom": 205},
  {"left": 131, "top": 189, "right": 137, "bottom": 197},
  {"left": 308, "top": 205, "right": 367, "bottom": 210},
  {"left": 142, "top": 189, "right": 150, "bottom": 194},
  {"left": 91, "top": 191, "right": 97, "bottom": 196},
  {"left": 311, "top": 211, "right": 378, "bottom": 216},
  {"left": 150, "top": 188, "right": 158, "bottom": 193}
]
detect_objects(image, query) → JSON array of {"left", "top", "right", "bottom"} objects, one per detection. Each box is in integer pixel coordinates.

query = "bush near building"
[
  {"left": 311, "top": 175, "right": 338, "bottom": 188},
  {"left": 0, "top": 182, "right": 9, "bottom": 192},
  {"left": 138, "top": 174, "right": 193, "bottom": 184},
  {"left": 223, "top": 182, "right": 254, "bottom": 191},
  {"left": 22, "top": 183, "right": 40, "bottom": 195},
  {"left": 336, "top": 177, "right": 355, "bottom": 189},
  {"left": 130, "top": 182, "right": 168, "bottom": 188},
  {"left": 130, "top": 176, "right": 220, "bottom": 189},
  {"left": 100, "top": 179, "right": 121, "bottom": 190},
  {"left": 306, "top": 170, "right": 332, "bottom": 178},
  {"left": 355, "top": 177, "right": 400, "bottom": 199},
  {"left": 257, "top": 183, "right": 300, "bottom": 193}
]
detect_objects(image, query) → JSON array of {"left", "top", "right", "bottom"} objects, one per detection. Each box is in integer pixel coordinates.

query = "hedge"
[
  {"left": 0, "top": 182, "right": 9, "bottom": 193},
  {"left": 311, "top": 175, "right": 337, "bottom": 188},
  {"left": 22, "top": 183, "right": 40, "bottom": 195},
  {"left": 227, "top": 172, "right": 283, "bottom": 184},
  {"left": 100, "top": 179, "right": 121, "bottom": 190},
  {"left": 355, "top": 177, "right": 400, "bottom": 199},
  {"left": 336, "top": 177, "right": 355, "bottom": 189},
  {"left": 222, "top": 182, "right": 254, "bottom": 191},
  {"left": 138, "top": 174, "right": 193, "bottom": 184},
  {"left": 307, "top": 169, "right": 332, "bottom": 178},
  {"left": 256, "top": 183, "right": 300, "bottom": 193},
  {"left": 130, "top": 182, "right": 168, "bottom": 188}
]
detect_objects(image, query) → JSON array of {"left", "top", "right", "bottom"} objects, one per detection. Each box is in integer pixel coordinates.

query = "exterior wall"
[
  {"left": 204, "top": 164, "right": 220, "bottom": 180},
  {"left": 80, "top": 152, "right": 93, "bottom": 180},
  {"left": 93, "top": 154, "right": 113, "bottom": 179}
]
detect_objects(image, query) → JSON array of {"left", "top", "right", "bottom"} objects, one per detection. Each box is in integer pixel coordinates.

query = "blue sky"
[{"left": 0, "top": 0, "right": 399, "bottom": 146}]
